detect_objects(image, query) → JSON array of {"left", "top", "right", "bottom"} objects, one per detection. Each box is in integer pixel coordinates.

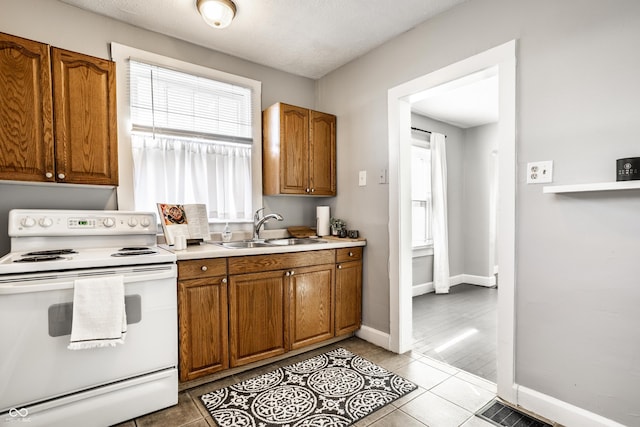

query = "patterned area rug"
[{"left": 200, "top": 347, "right": 417, "bottom": 426}]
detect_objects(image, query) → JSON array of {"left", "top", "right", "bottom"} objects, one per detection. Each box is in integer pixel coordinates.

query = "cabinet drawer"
[
  {"left": 178, "top": 258, "right": 227, "bottom": 279},
  {"left": 336, "top": 247, "right": 362, "bottom": 263},
  {"left": 228, "top": 250, "right": 335, "bottom": 275}
]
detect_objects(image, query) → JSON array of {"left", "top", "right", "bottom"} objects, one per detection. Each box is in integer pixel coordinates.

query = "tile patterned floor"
[{"left": 115, "top": 337, "right": 498, "bottom": 427}]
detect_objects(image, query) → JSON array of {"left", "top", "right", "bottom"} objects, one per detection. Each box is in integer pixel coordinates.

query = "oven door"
[{"left": 0, "top": 264, "right": 177, "bottom": 412}]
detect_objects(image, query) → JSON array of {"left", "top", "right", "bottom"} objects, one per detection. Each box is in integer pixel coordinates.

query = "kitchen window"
[
  {"left": 110, "top": 43, "right": 262, "bottom": 222},
  {"left": 411, "top": 138, "right": 432, "bottom": 248}
]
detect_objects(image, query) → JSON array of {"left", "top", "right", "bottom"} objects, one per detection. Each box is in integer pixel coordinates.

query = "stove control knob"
[
  {"left": 20, "top": 217, "right": 36, "bottom": 228},
  {"left": 140, "top": 217, "right": 151, "bottom": 228},
  {"left": 39, "top": 217, "right": 53, "bottom": 228},
  {"left": 103, "top": 217, "right": 116, "bottom": 228},
  {"left": 127, "top": 217, "right": 139, "bottom": 227}
]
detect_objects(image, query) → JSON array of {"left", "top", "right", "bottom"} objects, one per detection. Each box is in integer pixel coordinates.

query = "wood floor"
[{"left": 412, "top": 284, "right": 497, "bottom": 382}]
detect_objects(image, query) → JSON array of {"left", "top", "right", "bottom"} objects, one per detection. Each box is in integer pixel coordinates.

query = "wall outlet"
[
  {"left": 527, "top": 161, "right": 553, "bottom": 184},
  {"left": 359, "top": 170, "right": 367, "bottom": 186}
]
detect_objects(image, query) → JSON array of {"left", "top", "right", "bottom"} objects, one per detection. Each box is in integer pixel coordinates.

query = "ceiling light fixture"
[{"left": 197, "top": 0, "right": 237, "bottom": 29}]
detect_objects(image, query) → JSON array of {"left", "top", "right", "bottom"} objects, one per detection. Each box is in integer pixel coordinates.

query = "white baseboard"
[
  {"left": 412, "top": 273, "right": 496, "bottom": 297},
  {"left": 515, "top": 384, "right": 626, "bottom": 427},
  {"left": 461, "top": 273, "right": 496, "bottom": 287},
  {"left": 412, "top": 282, "right": 435, "bottom": 296},
  {"left": 355, "top": 325, "right": 390, "bottom": 350}
]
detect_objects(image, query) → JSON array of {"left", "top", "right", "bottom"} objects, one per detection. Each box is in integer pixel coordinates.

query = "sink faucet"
[{"left": 253, "top": 208, "right": 284, "bottom": 240}]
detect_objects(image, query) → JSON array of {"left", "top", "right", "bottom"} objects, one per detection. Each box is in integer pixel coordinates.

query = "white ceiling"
[
  {"left": 58, "top": 0, "right": 468, "bottom": 80},
  {"left": 411, "top": 67, "right": 499, "bottom": 128},
  {"left": 58, "top": 0, "right": 496, "bottom": 128}
]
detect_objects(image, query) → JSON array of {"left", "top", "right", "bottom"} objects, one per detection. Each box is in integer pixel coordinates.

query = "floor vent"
[{"left": 477, "top": 399, "right": 553, "bottom": 427}]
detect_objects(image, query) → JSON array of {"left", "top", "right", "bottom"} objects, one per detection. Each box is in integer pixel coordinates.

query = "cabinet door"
[
  {"left": 280, "top": 104, "right": 309, "bottom": 194},
  {"left": 335, "top": 260, "right": 363, "bottom": 336},
  {"left": 51, "top": 48, "right": 118, "bottom": 185},
  {"left": 178, "top": 276, "right": 229, "bottom": 381},
  {"left": 309, "top": 110, "right": 336, "bottom": 196},
  {"left": 229, "top": 270, "right": 288, "bottom": 367},
  {"left": 289, "top": 264, "right": 335, "bottom": 350},
  {"left": 0, "top": 33, "right": 54, "bottom": 182}
]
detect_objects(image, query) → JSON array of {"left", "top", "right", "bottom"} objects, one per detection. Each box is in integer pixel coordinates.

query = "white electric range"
[{"left": 0, "top": 209, "right": 178, "bottom": 427}]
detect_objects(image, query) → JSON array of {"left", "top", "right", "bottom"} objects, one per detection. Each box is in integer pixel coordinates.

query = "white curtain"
[
  {"left": 131, "top": 134, "right": 252, "bottom": 220},
  {"left": 431, "top": 132, "right": 450, "bottom": 294}
]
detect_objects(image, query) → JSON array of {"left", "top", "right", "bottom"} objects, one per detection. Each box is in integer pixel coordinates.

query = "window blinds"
[{"left": 129, "top": 60, "right": 253, "bottom": 144}]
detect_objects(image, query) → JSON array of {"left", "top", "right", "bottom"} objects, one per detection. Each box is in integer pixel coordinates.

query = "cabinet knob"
[
  {"left": 338, "top": 265, "right": 342, "bottom": 269},
  {"left": 221, "top": 278, "right": 227, "bottom": 284},
  {"left": 290, "top": 270, "right": 295, "bottom": 276},
  {"left": 349, "top": 251, "right": 353, "bottom": 257},
  {"left": 311, "top": 188, "right": 315, "bottom": 193},
  {"left": 45, "top": 172, "right": 53, "bottom": 179},
  {"left": 285, "top": 271, "right": 291, "bottom": 277},
  {"left": 57, "top": 173, "right": 66, "bottom": 180},
  {"left": 201, "top": 266, "right": 208, "bottom": 271}
]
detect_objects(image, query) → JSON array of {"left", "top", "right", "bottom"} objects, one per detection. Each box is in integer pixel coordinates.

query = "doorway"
[
  {"left": 410, "top": 67, "right": 500, "bottom": 382},
  {"left": 387, "top": 40, "right": 516, "bottom": 401}
]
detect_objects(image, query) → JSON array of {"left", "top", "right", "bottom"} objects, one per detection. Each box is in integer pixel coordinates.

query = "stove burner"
[
  {"left": 119, "top": 247, "right": 150, "bottom": 251},
  {"left": 23, "top": 249, "right": 77, "bottom": 256},
  {"left": 111, "top": 250, "right": 156, "bottom": 257},
  {"left": 14, "top": 255, "right": 66, "bottom": 263}
]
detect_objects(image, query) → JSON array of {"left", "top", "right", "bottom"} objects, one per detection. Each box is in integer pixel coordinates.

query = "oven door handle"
[{"left": 0, "top": 268, "right": 176, "bottom": 295}]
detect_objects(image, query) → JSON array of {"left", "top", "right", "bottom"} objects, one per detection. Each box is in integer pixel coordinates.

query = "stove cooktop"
[{"left": 0, "top": 246, "right": 176, "bottom": 275}]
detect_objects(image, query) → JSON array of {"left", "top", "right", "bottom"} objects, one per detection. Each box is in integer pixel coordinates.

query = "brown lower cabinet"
[
  {"left": 288, "top": 263, "right": 335, "bottom": 350},
  {"left": 228, "top": 269, "right": 289, "bottom": 367},
  {"left": 335, "top": 247, "right": 363, "bottom": 335},
  {"left": 177, "top": 259, "right": 229, "bottom": 382},
  {"left": 177, "top": 246, "right": 362, "bottom": 381}
]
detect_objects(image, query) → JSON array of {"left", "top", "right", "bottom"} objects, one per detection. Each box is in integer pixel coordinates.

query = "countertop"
[{"left": 165, "top": 236, "right": 366, "bottom": 261}]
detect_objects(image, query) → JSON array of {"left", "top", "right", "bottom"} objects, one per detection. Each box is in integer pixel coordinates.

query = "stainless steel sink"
[
  {"left": 218, "top": 240, "right": 273, "bottom": 249},
  {"left": 265, "top": 238, "right": 324, "bottom": 246},
  {"left": 212, "top": 237, "right": 325, "bottom": 249}
]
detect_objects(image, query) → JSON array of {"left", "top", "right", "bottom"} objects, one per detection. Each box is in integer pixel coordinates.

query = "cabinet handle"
[
  {"left": 45, "top": 172, "right": 53, "bottom": 179},
  {"left": 201, "top": 266, "right": 208, "bottom": 271},
  {"left": 337, "top": 265, "right": 342, "bottom": 269},
  {"left": 349, "top": 251, "right": 353, "bottom": 257},
  {"left": 58, "top": 173, "right": 66, "bottom": 180},
  {"left": 221, "top": 278, "right": 227, "bottom": 284}
]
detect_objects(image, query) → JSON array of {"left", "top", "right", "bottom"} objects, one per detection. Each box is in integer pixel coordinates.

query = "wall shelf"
[{"left": 543, "top": 181, "right": 640, "bottom": 194}]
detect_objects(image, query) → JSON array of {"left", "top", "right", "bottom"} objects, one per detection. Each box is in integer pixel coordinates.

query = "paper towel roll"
[{"left": 316, "top": 206, "right": 330, "bottom": 236}]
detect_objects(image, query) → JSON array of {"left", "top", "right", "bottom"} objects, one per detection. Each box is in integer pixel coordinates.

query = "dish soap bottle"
[{"left": 222, "top": 222, "right": 232, "bottom": 242}]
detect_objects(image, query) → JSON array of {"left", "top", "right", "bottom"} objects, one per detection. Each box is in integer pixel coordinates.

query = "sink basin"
[
  {"left": 212, "top": 237, "right": 326, "bottom": 249},
  {"left": 219, "top": 240, "right": 273, "bottom": 249},
  {"left": 265, "top": 238, "right": 324, "bottom": 246}
]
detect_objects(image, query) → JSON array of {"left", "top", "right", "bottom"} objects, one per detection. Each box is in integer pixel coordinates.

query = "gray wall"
[
  {"left": 0, "top": 0, "right": 321, "bottom": 256},
  {"left": 316, "top": 1, "right": 640, "bottom": 425},
  {"left": 463, "top": 123, "right": 498, "bottom": 278}
]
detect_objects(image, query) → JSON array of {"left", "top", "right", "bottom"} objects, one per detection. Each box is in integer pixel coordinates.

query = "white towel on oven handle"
[{"left": 68, "top": 275, "right": 127, "bottom": 350}]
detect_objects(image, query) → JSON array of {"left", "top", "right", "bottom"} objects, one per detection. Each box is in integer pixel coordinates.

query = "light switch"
[
  {"left": 359, "top": 170, "right": 367, "bottom": 186},
  {"left": 379, "top": 169, "right": 388, "bottom": 184}
]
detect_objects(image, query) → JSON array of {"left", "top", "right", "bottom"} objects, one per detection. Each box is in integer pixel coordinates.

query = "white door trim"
[{"left": 387, "top": 40, "right": 517, "bottom": 403}]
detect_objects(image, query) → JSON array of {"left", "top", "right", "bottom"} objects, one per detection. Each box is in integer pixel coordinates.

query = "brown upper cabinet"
[
  {"left": 0, "top": 33, "right": 118, "bottom": 185},
  {"left": 262, "top": 102, "right": 336, "bottom": 196}
]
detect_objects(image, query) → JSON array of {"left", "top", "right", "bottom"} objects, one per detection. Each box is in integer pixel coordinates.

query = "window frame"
[
  {"left": 411, "top": 136, "right": 433, "bottom": 252},
  {"left": 110, "top": 43, "right": 262, "bottom": 223}
]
